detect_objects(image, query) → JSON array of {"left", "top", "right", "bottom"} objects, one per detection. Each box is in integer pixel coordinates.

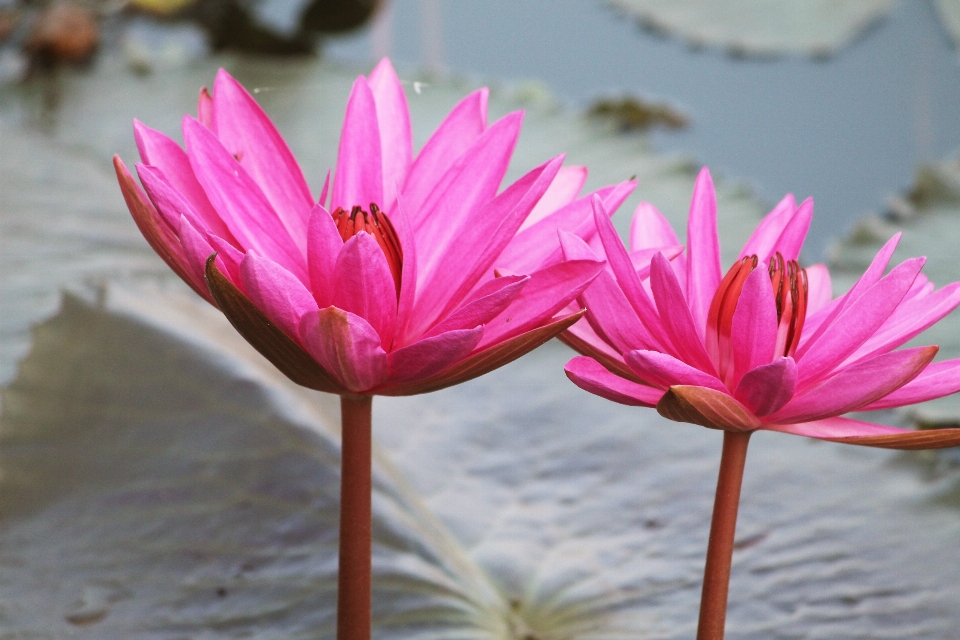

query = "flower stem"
[
  {"left": 338, "top": 395, "right": 373, "bottom": 640},
  {"left": 697, "top": 430, "right": 752, "bottom": 640}
]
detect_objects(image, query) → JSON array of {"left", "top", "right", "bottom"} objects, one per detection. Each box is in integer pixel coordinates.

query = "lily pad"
[{"left": 609, "top": 0, "right": 893, "bottom": 56}]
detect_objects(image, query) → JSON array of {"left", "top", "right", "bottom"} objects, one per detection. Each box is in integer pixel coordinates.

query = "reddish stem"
[
  {"left": 697, "top": 430, "right": 752, "bottom": 640},
  {"left": 337, "top": 396, "right": 373, "bottom": 640}
]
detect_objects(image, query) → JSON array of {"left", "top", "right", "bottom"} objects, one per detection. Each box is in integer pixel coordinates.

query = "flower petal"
[
  {"left": 332, "top": 76, "right": 383, "bottom": 212},
  {"left": 861, "top": 358, "right": 960, "bottom": 410},
  {"left": 805, "top": 263, "right": 833, "bottom": 314},
  {"left": 183, "top": 116, "right": 306, "bottom": 280},
  {"left": 650, "top": 252, "right": 716, "bottom": 373},
  {"left": 207, "top": 234, "right": 244, "bottom": 286},
  {"left": 771, "top": 196, "right": 813, "bottom": 261},
  {"left": 558, "top": 321, "right": 640, "bottom": 382},
  {"left": 733, "top": 357, "right": 796, "bottom": 417},
  {"left": 520, "top": 164, "right": 587, "bottom": 231},
  {"left": 299, "top": 307, "right": 388, "bottom": 393},
  {"left": 565, "top": 356, "right": 664, "bottom": 407},
  {"left": 630, "top": 201, "right": 680, "bottom": 252},
  {"left": 657, "top": 385, "right": 761, "bottom": 431},
  {"left": 423, "top": 275, "right": 528, "bottom": 339},
  {"left": 306, "top": 204, "right": 344, "bottom": 308},
  {"left": 625, "top": 350, "right": 727, "bottom": 392},
  {"left": 330, "top": 232, "right": 398, "bottom": 348},
  {"left": 686, "top": 167, "right": 722, "bottom": 337},
  {"left": 137, "top": 163, "right": 211, "bottom": 237},
  {"left": 197, "top": 86, "right": 213, "bottom": 127},
  {"left": 385, "top": 327, "right": 483, "bottom": 385},
  {"left": 114, "top": 156, "right": 208, "bottom": 302},
  {"left": 381, "top": 310, "right": 584, "bottom": 396},
  {"left": 210, "top": 69, "right": 312, "bottom": 245},
  {"left": 391, "top": 192, "right": 419, "bottom": 346},
  {"left": 240, "top": 252, "right": 319, "bottom": 345},
  {"left": 773, "top": 346, "right": 937, "bottom": 424},
  {"left": 402, "top": 88, "right": 488, "bottom": 221},
  {"left": 738, "top": 193, "right": 795, "bottom": 261},
  {"left": 177, "top": 214, "right": 215, "bottom": 285},
  {"left": 204, "top": 257, "right": 346, "bottom": 393},
  {"left": 763, "top": 416, "right": 960, "bottom": 450},
  {"left": 367, "top": 58, "right": 412, "bottom": 209},
  {"left": 729, "top": 266, "right": 779, "bottom": 386}
]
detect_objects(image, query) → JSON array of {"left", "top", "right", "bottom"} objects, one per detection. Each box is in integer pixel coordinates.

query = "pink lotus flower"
[
  {"left": 561, "top": 166, "right": 960, "bottom": 640},
  {"left": 563, "top": 167, "right": 960, "bottom": 448},
  {"left": 112, "top": 58, "right": 630, "bottom": 398}
]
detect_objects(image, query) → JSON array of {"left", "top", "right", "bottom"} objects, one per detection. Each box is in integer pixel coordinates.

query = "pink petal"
[
  {"left": 565, "top": 356, "right": 664, "bottom": 407},
  {"left": 207, "top": 233, "right": 243, "bottom": 286},
  {"left": 771, "top": 196, "right": 813, "bottom": 261},
  {"left": 521, "top": 164, "right": 587, "bottom": 231},
  {"left": 630, "top": 201, "right": 680, "bottom": 252},
  {"left": 319, "top": 169, "right": 331, "bottom": 209},
  {"left": 240, "top": 252, "right": 319, "bottom": 345},
  {"left": 799, "top": 233, "right": 901, "bottom": 354},
  {"left": 411, "top": 155, "right": 563, "bottom": 335},
  {"left": 390, "top": 193, "right": 419, "bottom": 346},
  {"left": 861, "top": 358, "right": 960, "bottom": 410},
  {"left": 686, "top": 167, "right": 722, "bottom": 337},
  {"left": 559, "top": 231, "right": 658, "bottom": 353},
  {"left": 402, "top": 88, "right": 488, "bottom": 221},
  {"left": 729, "top": 266, "right": 779, "bottom": 386},
  {"left": 625, "top": 349, "right": 727, "bottom": 392},
  {"left": 197, "top": 87, "right": 213, "bottom": 127},
  {"left": 593, "top": 197, "right": 671, "bottom": 351},
  {"left": 423, "top": 275, "right": 528, "bottom": 339},
  {"left": 367, "top": 58, "right": 412, "bottom": 209},
  {"left": 805, "top": 263, "right": 833, "bottom": 314},
  {"left": 650, "top": 252, "right": 716, "bottom": 373},
  {"left": 332, "top": 76, "right": 384, "bottom": 212},
  {"left": 763, "top": 416, "right": 960, "bottom": 449},
  {"left": 413, "top": 111, "right": 523, "bottom": 274},
  {"left": 178, "top": 214, "right": 215, "bottom": 285},
  {"left": 210, "top": 69, "right": 312, "bottom": 246},
  {"left": 183, "top": 117, "right": 306, "bottom": 281},
  {"left": 330, "top": 232, "right": 398, "bottom": 348},
  {"left": 477, "top": 257, "right": 605, "bottom": 348},
  {"left": 137, "top": 163, "right": 215, "bottom": 238},
  {"left": 772, "top": 346, "right": 937, "bottom": 424},
  {"left": 656, "top": 385, "right": 761, "bottom": 432},
  {"left": 385, "top": 327, "right": 483, "bottom": 385},
  {"left": 738, "top": 194, "right": 795, "bottom": 261},
  {"left": 134, "top": 121, "right": 233, "bottom": 241},
  {"left": 299, "top": 307, "right": 388, "bottom": 393},
  {"left": 733, "top": 357, "right": 796, "bottom": 416},
  {"left": 560, "top": 317, "right": 637, "bottom": 381},
  {"left": 306, "top": 204, "right": 344, "bottom": 308},
  {"left": 796, "top": 256, "right": 923, "bottom": 388}
]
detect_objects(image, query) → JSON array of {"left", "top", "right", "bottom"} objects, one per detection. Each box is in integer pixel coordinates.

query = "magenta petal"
[
  {"left": 796, "top": 256, "right": 923, "bottom": 388},
  {"left": 559, "top": 231, "right": 658, "bottom": 352},
  {"left": 733, "top": 357, "right": 796, "bottom": 416},
  {"left": 134, "top": 121, "right": 233, "bottom": 241},
  {"left": 182, "top": 117, "right": 306, "bottom": 280},
  {"left": 197, "top": 87, "right": 213, "bottom": 127},
  {"left": 332, "top": 76, "right": 384, "bottom": 212},
  {"left": 593, "top": 197, "right": 670, "bottom": 351},
  {"left": 630, "top": 201, "right": 680, "bottom": 252},
  {"left": 773, "top": 346, "right": 937, "bottom": 424},
  {"left": 367, "top": 58, "right": 412, "bottom": 209},
  {"left": 299, "top": 307, "right": 388, "bottom": 393},
  {"left": 423, "top": 275, "right": 528, "bottom": 339},
  {"left": 772, "top": 196, "right": 813, "bottom": 261},
  {"left": 686, "top": 167, "right": 722, "bottom": 337},
  {"left": 521, "top": 164, "right": 587, "bottom": 231},
  {"left": 805, "top": 264, "right": 833, "bottom": 314},
  {"left": 763, "top": 416, "right": 960, "bottom": 449},
  {"left": 306, "top": 204, "right": 344, "bottom": 308},
  {"left": 240, "top": 252, "right": 319, "bottom": 345},
  {"left": 565, "top": 356, "right": 664, "bottom": 407},
  {"left": 625, "top": 350, "right": 727, "bottom": 392},
  {"left": 650, "top": 252, "right": 716, "bottom": 373},
  {"left": 402, "top": 88, "right": 488, "bottom": 219},
  {"left": 478, "top": 257, "right": 604, "bottom": 348},
  {"left": 386, "top": 327, "right": 483, "bottom": 384},
  {"left": 207, "top": 233, "right": 243, "bottom": 286},
  {"left": 861, "top": 359, "right": 960, "bottom": 410},
  {"left": 330, "top": 232, "right": 398, "bottom": 348},
  {"left": 729, "top": 266, "right": 779, "bottom": 386},
  {"left": 178, "top": 214, "right": 215, "bottom": 285},
  {"left": 738, "top": 194, "right": 795, "bottom": 261},
  {"left": 210, "top": 69, "right": 313, "bottom": 244}
]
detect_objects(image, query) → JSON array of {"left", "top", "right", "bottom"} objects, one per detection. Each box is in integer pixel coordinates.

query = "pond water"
[{"left": 327, "top": 0, "right": 960, "bottom": 260}]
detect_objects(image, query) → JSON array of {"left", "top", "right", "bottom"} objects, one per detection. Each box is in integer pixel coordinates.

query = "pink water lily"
[
  {"left": 560, "top": 167, "right": 960, "bottom": 640},
  {"left": 113, "top": 58, "right": 633, "bottom": 640}
]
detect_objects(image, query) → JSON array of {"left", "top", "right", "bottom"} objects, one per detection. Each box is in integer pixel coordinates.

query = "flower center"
[
  {"left": 331, "top": 203, "right": 403, "bottom": 296},
  {"left": 706, "top": 252, "right": 808, "bottom": 385}
]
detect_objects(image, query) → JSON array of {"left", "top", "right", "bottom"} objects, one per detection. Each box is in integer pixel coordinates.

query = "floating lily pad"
[{"left": 608, "top": 0, "right": 894, "bottom": 56}]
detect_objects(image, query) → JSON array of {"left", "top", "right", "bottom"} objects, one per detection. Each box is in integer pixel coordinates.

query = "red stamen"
[
  {"left": 706, "top": 256, "right": 758, "bottom": 385},
  {"left": 331, "top": 203, "right": 404, "bottom": 296}
]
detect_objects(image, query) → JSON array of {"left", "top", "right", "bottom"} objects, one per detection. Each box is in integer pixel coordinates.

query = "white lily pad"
[{"left": 608, "top": 0, "right": 894, "bottom": 56}]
